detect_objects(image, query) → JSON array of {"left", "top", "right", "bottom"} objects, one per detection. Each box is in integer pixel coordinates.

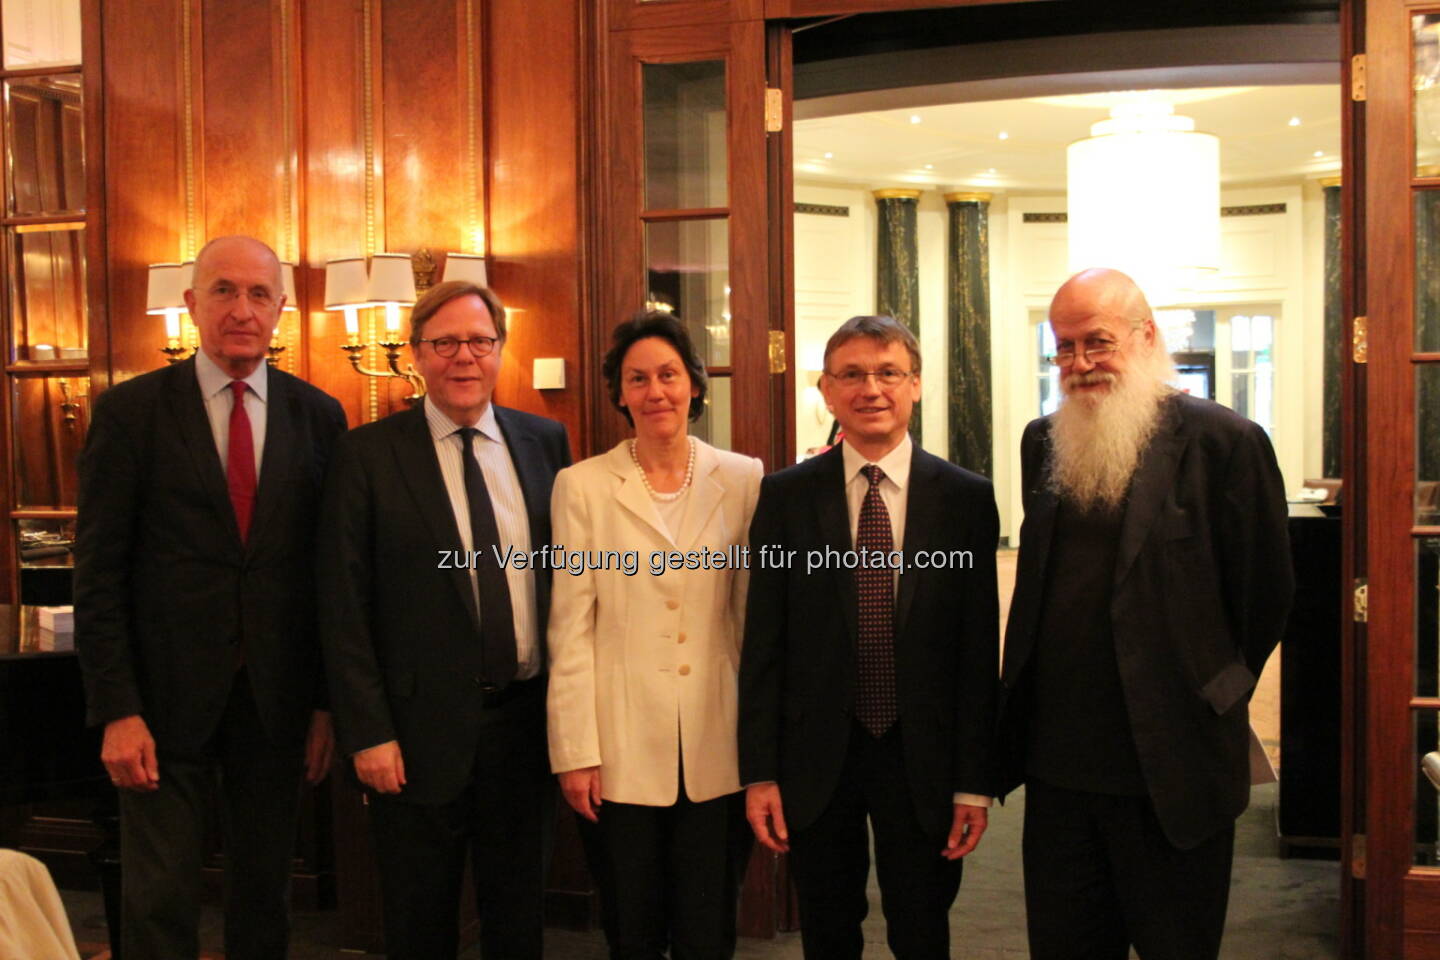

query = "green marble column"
[
  {"left": 1322, "top": 181, "right": 1342, "bottom": 480},
  {"left": 1416, "top": 186, "right": 1440, "bottom": 492},
  {"left": 874, "top": 189, "right": 922, "bottom": 438},
  {"left": 945, "top": 192, "right": 992, "bottom": 477}
]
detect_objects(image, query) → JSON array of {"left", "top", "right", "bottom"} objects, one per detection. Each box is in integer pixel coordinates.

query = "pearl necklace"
[{"left": 630, "top": 436, "right": 696, "bottom": 502}]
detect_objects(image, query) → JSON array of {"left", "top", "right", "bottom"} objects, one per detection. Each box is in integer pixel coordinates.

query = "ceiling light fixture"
[
  {"left": 1067, "top": 100, "right": 1219, "bottom": 306},
  {"left": 924, "top": 164, "right": 934, "bottom": 170},
  {"left": 823, "top": 151, "right": 834, "bottom": 159},
  {"left": 1313, "top": 150, "right": 1324, "bottom": 158},
  {"left": 909, "top": 114, "right": 921, "bottom": 124},
  {"left": 1289, "top": 116, "right": 1302, "bottom": 126},
  {"left": 998, "top": 131, "right": 1009, "bottom": 140}
]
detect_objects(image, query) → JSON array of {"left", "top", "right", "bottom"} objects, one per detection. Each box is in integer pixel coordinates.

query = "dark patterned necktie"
[
  {"left": 458, "top": 427, "right": 518, "bottom": 688},
  {"left": 855, "top": 464, "right": 897, "bottom": 736}
]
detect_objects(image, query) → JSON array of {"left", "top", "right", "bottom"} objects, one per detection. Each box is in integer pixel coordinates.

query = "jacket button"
[
  {"left": 666, "top": 599, "right": 679, "bottom": 611},
  {"left": 678, "top": 664, "right": 691, "bottom": 676}
]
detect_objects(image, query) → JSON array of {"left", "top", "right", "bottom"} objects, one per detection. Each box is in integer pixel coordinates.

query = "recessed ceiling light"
[
  {"left": 987, "top": 168, "right": 997, "bottom": 174},
  {"left": 910, "top": 114, "right": 922, "bottom": 124},
  {"left": 998, "top": 131, "right": 1009, "bottom": 140},
  {"left": 1313, "top": 150, "right": 1324, "bottom": 158},
  {"left": 823, "top": 152, "right": 833, "bottom": 159},
  {"left": 924, "top": 164, "right": 934, "bottom": 170},
  {"left": 1289, "top": 116, "right": 1302, "bottom": 127}
]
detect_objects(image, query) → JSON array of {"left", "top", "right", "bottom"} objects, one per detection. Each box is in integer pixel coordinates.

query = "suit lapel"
[
  {"left": 247, "top": 365, "right": 294, "bottom": 553},
  {"left": 1113, "top": 398, "right": 1188, "bottom": 587},
  {"left": 675, "top": 441, "right": 724, "bottom": 550},
  {"left": 813, "top": 445, "right": 858, "bottom": 644},
  {"left": 607, "top": 441, "right": 672, "bottom": 545},
  {"left": 392, "top": 405, "right": 482, "bottom": 632},
  {"left": 165, "top": 358, "right": 242, "bottom": 550},
  {"left": 894, "top": 445, "right": 936, "bottom": 639}
]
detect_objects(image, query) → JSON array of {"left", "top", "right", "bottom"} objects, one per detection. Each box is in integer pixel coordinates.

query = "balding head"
[
  {"left": 190, "top": 235, "right": 283, "bottom": 292},
  {"left": 1049, "top": 267, "right": 1153, "bottom": 331},
  {"left": 184, "top": 235, "right": 285, "bottom": 378}
]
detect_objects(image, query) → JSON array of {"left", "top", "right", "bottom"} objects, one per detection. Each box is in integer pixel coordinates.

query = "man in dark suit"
[
  {"left": 739, "top": 314, "right": 999, "bottom": 959},
  {"left": 998, "top": 268, "right": 1294, "bottom": 960},
  {"left": 75, "top": 235, "right": 347, "bottom": 959},
  {"left": 319, "top": 279, "right": 570, "bottom": 959}
]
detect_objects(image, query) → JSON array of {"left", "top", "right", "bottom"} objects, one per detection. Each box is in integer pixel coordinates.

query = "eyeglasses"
[
  {"left": 1048, "top": 340, "right": 1121, "bottom": 367},
  {"left": 416, "top": 336, "right": 499, "bottom": 359},
  {"left": 825, "top": 367, "right": 914, "bottom": 388}
]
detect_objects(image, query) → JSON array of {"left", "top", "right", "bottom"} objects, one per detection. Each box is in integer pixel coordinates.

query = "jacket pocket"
[{"left": 1199, "top": 660, "right": 1255, "bottom": 715}]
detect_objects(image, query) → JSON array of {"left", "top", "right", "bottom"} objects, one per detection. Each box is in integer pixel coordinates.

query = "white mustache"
[{"left": 1063, "top": 370, "right": 1117, "bottom": 390}]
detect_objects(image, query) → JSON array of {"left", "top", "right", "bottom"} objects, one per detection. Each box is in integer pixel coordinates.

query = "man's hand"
[
  {"left": 559, "top": 767, "right": 603, "bottom": 822},
  {"left": 101, "top": 715, "right": 160, "bottom": 791},
  {"left": 942, "top": 803, "right": 988, "bottom": 860},
  {"left": 304, "top": 710, "right": 335, "bottom": 784},
  {"left": 353, "top": 740, "right": 406, "bottom": 794},
  {"left": 746, "top": 782, "right": 790, "bottom": 853}
]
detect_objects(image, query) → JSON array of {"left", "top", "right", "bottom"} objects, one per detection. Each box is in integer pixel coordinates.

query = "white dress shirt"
[
  {"left": 424, "top": 397, "right": 540, "bottom": 680},
  {"left": 194, "top": 350, "right": 267, "bottom": 477},
  {"left": 840, "top": 436, "right": 992, "bottom": 809}
]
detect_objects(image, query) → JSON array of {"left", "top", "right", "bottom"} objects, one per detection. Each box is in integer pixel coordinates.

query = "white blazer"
[{"left": 546, "top": 438, "right": 763, "bottom": 805}]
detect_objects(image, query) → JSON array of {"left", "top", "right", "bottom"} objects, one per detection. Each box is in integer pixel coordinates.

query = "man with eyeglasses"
[
  {"left": 739, "top": 314, "right": 1000, "bottom": 959},
  {"left": 997, "top": 268, "right": 1293, "bottom": 960},
  {"left": 319, "top": 279, "right": 570, "bottom": 958},
  {"left": 76, "top": 235, "right": 347, "bottom": 959}
]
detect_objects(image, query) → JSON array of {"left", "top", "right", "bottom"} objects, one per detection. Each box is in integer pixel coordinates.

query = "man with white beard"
[{"left": 996, "top": 268, "right": 1294, "bottom": 960}]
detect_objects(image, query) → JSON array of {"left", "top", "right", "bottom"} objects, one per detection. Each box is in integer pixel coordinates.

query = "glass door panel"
[{"left": 644, "top": 60, "right": 727, "bottom": 210}]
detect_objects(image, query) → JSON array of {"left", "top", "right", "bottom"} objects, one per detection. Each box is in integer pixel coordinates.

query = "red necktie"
[
  {"left": 227, "top": 380, "right": 256, "bottom": 543},
  {"left": 855, "top": 464, "right": 897, "bottom": 736}
]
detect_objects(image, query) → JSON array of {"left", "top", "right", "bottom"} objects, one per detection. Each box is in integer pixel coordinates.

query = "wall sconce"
[
  {"left": 148, "top": 262, "right": 191, "bottom": 363},
  {"left": 327, "top": 254, "right": 425, "bottom": 405},
  {"left": 442, "top": 252, "right": 488, "bottom": 286},
  {"left": 267, "top": 261, "right": 298, "bottom": 361}
]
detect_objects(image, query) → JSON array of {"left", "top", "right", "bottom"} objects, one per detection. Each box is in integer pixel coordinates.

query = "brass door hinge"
[
  {"left": 1353, "top": 578, "right": 1368, "bottom": 623},
  {"left": 1352, "top": 316, "right": 1368, "bottom": 364},
  {"left": 765, "top": 88, "right": 783, "bottom": 133},
  {"left": 1352, "top": 54, "right": 1366, "bottom": 101},
  {"left": 768, "top": 329, "right": 787, "bottom": 373},
  {"left": 1350, "top": 832, "right": 1366, "bottom": 878}
]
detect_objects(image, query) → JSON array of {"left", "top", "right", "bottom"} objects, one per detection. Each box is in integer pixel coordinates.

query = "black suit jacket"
[
  {"left": 75, "top": 358, "right": 347, "bottom": 754},
  {"left": 318, "top": 402, "right": 570, "bottom": 806},
  {"left": 998, "top": 393, "right": 1294, "bottom": 850},
  {"left": 738, "top": 442, "right": 1000, "bottom": 839}
]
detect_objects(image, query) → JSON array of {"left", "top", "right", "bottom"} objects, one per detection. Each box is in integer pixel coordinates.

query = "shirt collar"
[
  {"left": 424, "top": 397, "right": 505, "bottom": 446},
  {"left": 841, "top": 433, "right": 912, "bottom": 491},
  {"left": 195, "top": 349, "right": 268, "bottom": 403}
]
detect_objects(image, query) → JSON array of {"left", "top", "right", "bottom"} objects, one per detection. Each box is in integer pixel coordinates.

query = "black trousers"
[
  {"left": 368, "top": 676, "right": 554, "bottom": 960},
  {"left": 787, "top": 721, "right": 963, "bottom": 960},
  {"left": 1022, "top": 779, "right": 1235, "bottom": 960},
  {"left": 119, "top": 670, "right": 304, "bottom": 960},
  {"left": 578, "top": 779, "right": 750, "bottom": 960}
]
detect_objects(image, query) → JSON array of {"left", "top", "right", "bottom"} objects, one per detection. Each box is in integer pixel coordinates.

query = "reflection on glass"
[
  {"left": 11, "top": 374, "right": 87, "bottom": 508},
  {"left": 643, "top": 60, "right": 726, "bottom": 211},
  {"left": 645, "top": 219, "right": 729, "bottom": 367},
  {"left": 692, "top": 374, "right": 731, "bottom": 451},
  {"left": 8, "top": 226, "right": 86, "bottom": 360},
  {"left": 17, "top": 516, "right": 74, "bottom": 569},
  {"left": 1421, "top": 366, "right": 1440, "bottom": 525},
  {"left": 1420, "top": 538, "right": 1440, "bottom": 703},
  {"left": 1420, "top": 15, "right": 1440, "bottom": 173},
  {"left": 5, "top": 74, "right": 84, "bottom": 215},
  {"left": 1418, "top": 707, "right": 1440, "bottom": 864},
  {"left": 2, "top": 0, "right": 81, "bottom": 69},
  {"left": 1419, "top": 191, "right": 1440, "bottom": 353},
  {"left": 1229, "top": 314, "right": 1274, "bottom": 437}
]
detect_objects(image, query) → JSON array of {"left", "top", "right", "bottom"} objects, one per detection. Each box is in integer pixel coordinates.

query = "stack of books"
[{"left": 36, "top": 605, "right": 74, "bottom": 652}]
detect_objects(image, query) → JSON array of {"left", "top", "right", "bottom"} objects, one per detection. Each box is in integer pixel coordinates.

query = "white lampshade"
[
  {"left": 442, "top": 252, "right": 489, "bottom": 287},
  {"left": 367, "top": 253, "right": 417, "bottom": 305},
  {"left": 1067, "top": 101, "right": 1220, "bottom": 306},
  {"left": 279, "top": 261, "right": 298, "bottom": 311},
  {"left": 145, "top": 263, "right": 188, "bottom": 314},
  {"left": 323, "top": 257, "right": 370, "bottom": 309}
]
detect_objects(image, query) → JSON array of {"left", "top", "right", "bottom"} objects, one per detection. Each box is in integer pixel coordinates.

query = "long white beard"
[{"left": 1048, "top": 354, "right": 1174, "bottom": 511}]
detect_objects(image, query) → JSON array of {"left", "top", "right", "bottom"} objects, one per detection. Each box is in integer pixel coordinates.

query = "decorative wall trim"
[
  {"left": 795, "top": 202, "right": 848, "bottom": 217},
  {"left": 464, "top": 0, "right": 481, "bottom": 253},
  {"left": 872, "top": 188, "right": 921, "bottom": 201},
  {"left": 181, "top": 0, "right": 199, "bottom": 259},
  {"left": 278, "top": 0, "right": 297, "bottom": 371},
  {"left": 362, "top": 0, "right": 379, "bottom": 422},
  {"left": 1222, "top": 203, "right": 1286, "bottom": 217},
  {"left": 1022, "top": 212, "right": 1066, "bottom": 223},
  {"left": 944, "top": 192, "right": 991, "bottom": 204}
]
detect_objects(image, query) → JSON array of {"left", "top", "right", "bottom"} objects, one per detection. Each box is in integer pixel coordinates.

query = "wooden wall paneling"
[
  {"left": 486, "top": 0, "right": 584, "bottom": 454},
  {"left": 299, "top": 0, "right": 369, "bottom": 427},
  {"left": 101, "top": 0, "right": 187, "bottom": 385},
  {"left": 84, "top": 0, "right": 109, "bottom": 394},
  {"left": 199, "top": 0, "right": 287, "bottom": 260},
  {"left": 608, "top": 0, "right": 763, "bottom": 32},
  {"left": 763, "top": 0, "right": 1043, "bottom": 16}
]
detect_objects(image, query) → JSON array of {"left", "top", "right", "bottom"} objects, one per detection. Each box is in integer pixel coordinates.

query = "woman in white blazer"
[{"left": 547, "top": 311, "right": 762, "bottom": 959}]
